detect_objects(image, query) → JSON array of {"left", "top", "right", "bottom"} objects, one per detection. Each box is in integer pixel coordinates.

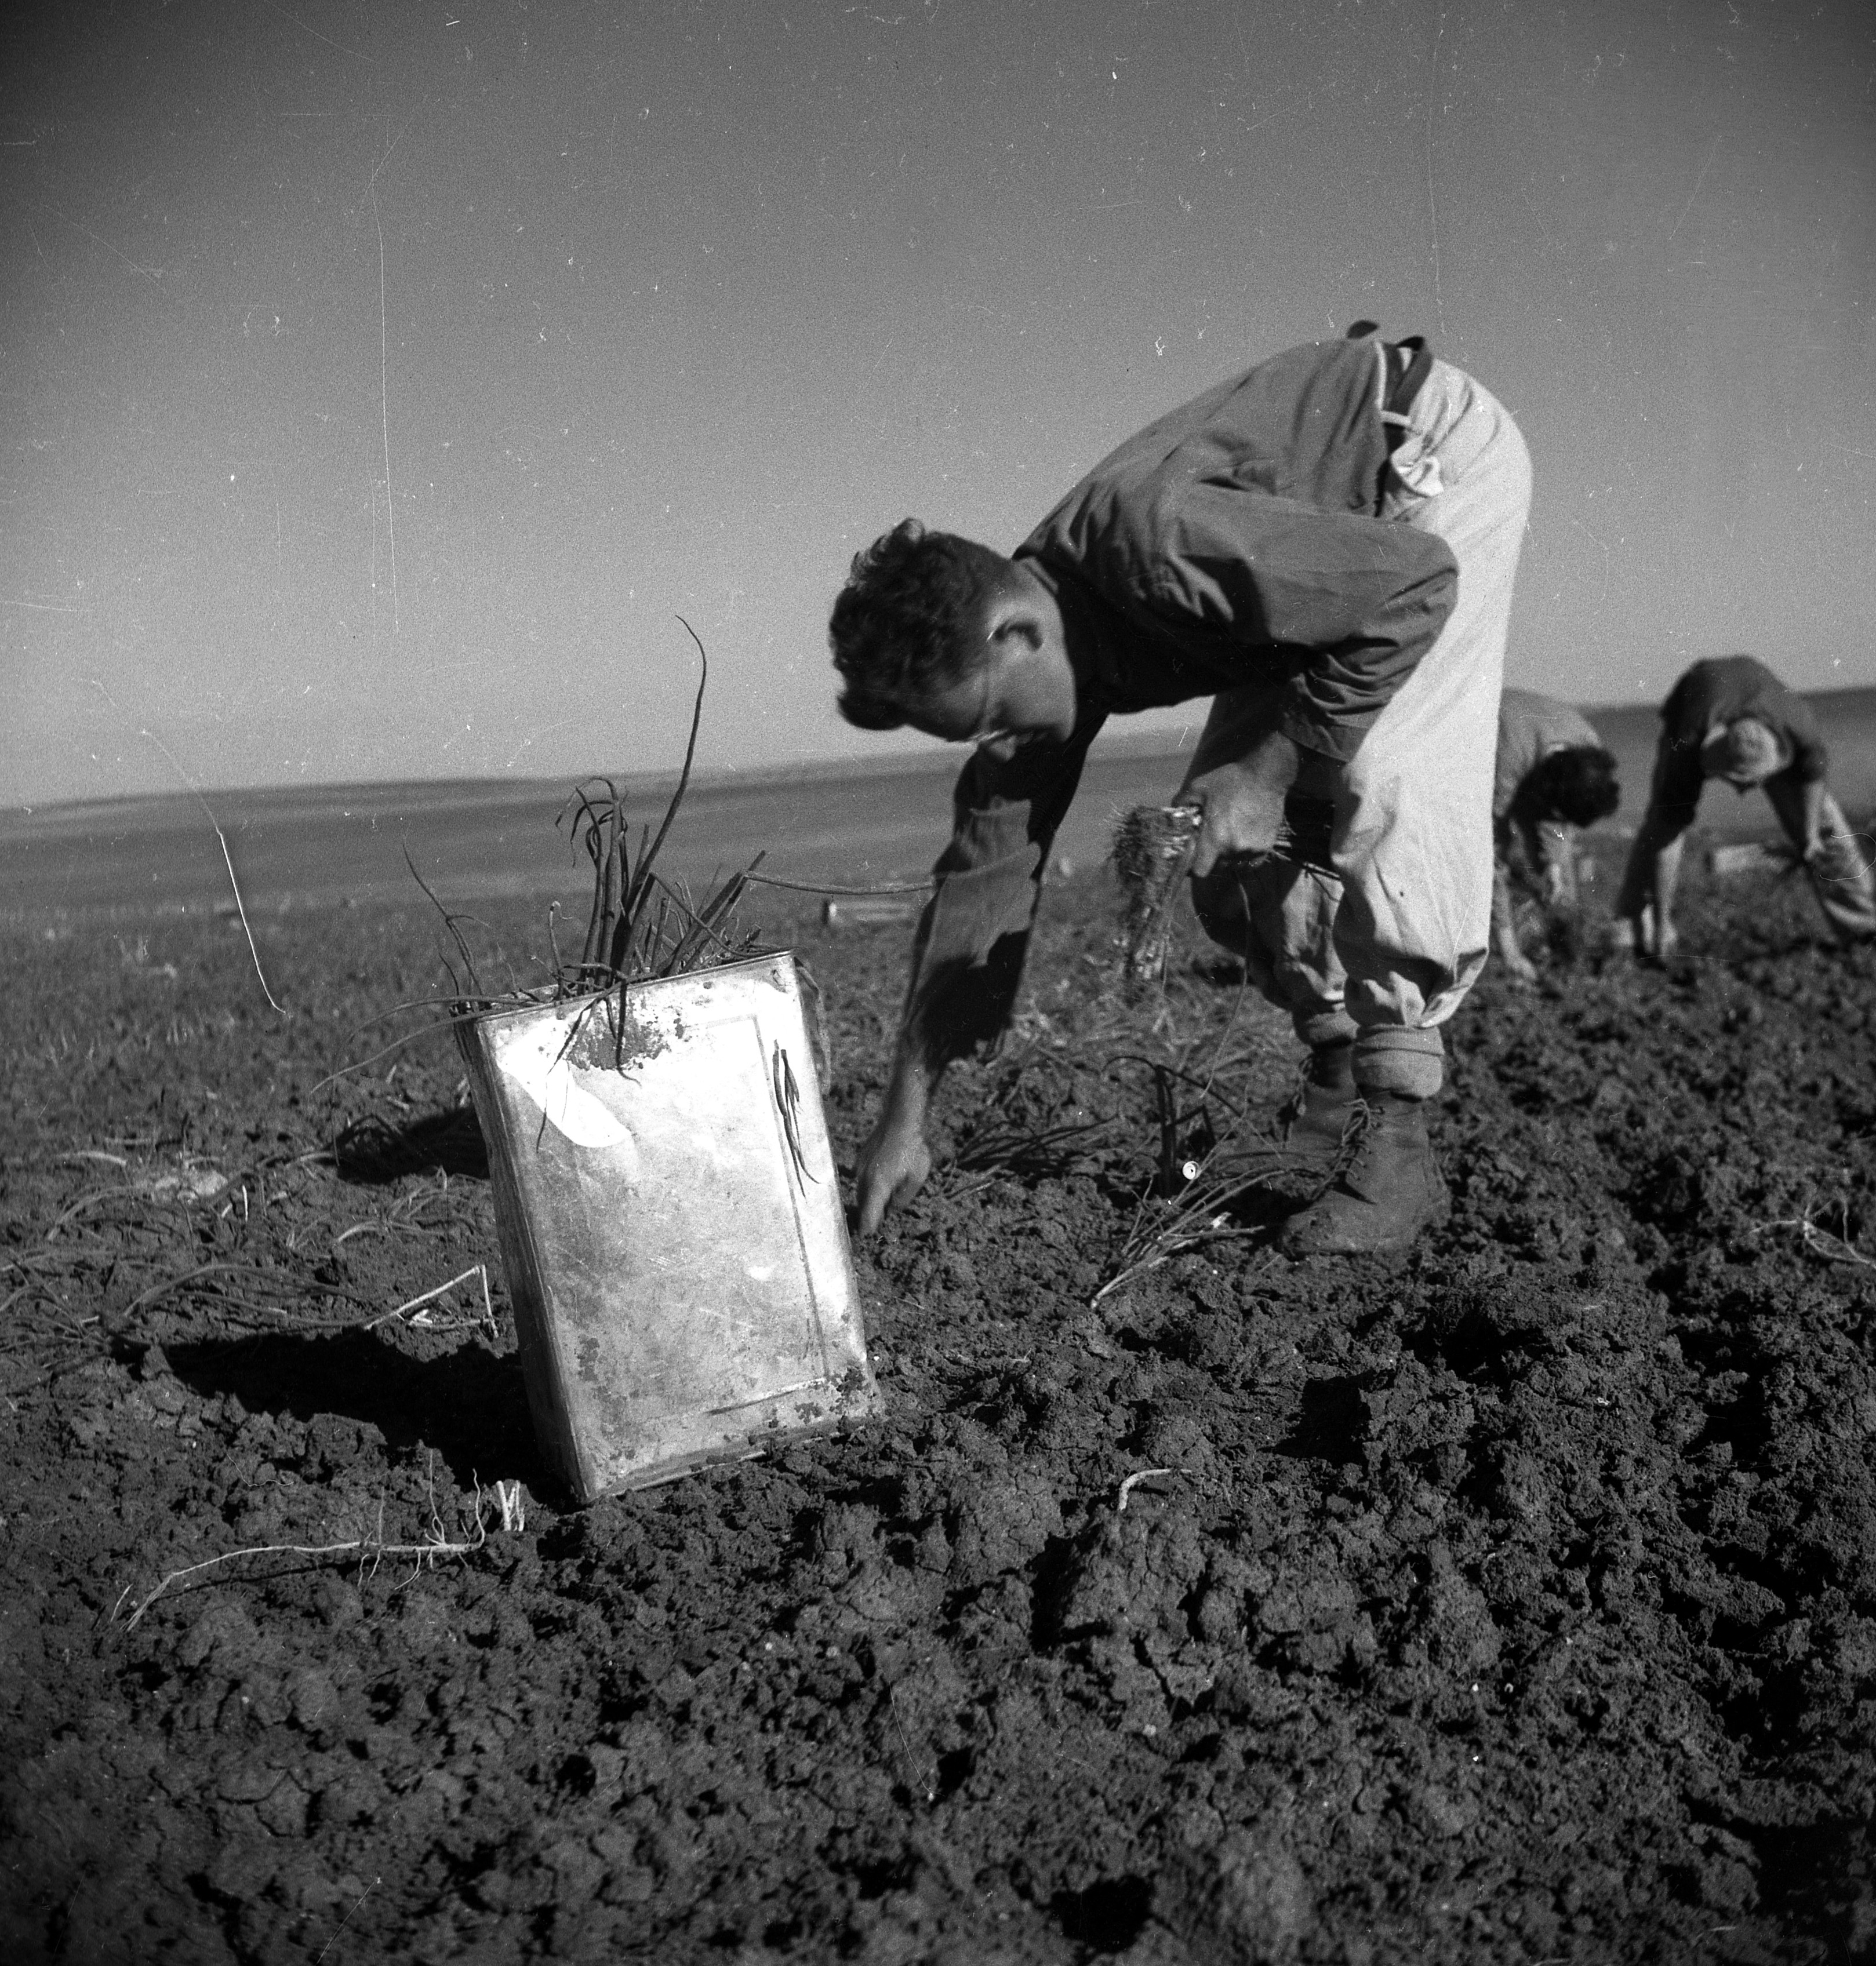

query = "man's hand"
[
  {"left": 1187, "top": 730, "right": 1303, "bottom": 880},
  {"left": 853, "top": 1104, "right": 933, "bottom": 1236}
]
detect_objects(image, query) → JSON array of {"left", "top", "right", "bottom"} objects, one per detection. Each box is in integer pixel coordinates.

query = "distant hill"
[{"left": 3, "top": 687, "right": 1871, "bottom": 919}]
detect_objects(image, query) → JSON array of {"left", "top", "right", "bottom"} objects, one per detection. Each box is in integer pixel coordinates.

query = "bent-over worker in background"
[
  {"left": 1491, "top": 689, "right": 1621, "bottom": 983},
  {"left": 1616, "top": 654, "right": 1876, "bottom": 959},
  {"left": 827, "top": 322, "right": 1532, "bottom": 1257}
]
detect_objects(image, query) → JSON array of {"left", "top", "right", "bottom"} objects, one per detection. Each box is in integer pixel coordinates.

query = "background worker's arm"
[
  {"left": 854, "top": 724, "right": 1098, "bottom": 1234},
  {"left": 1797, "top": 774, "right": 1826, "bottom": 858},
  {"left": 1533, "top": 820, "right": 1575, "bottom": 905},
  {"left": 1646, "top": 833, "right": 1686, "bottom": 958},
  {"left": 1781, "top": 698, "right": 1830, "bottom": 857},
  {"left": 1618, "top": 731, "right": 1701, "bottom": 959},
  {"left": 1490, "top": 832, "right": 1537, "bottom": 981}
]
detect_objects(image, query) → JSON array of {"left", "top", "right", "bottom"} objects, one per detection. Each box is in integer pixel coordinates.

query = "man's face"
[
  {"left": 1702, "top": 718, "right": 1784, "bottom": 791},
  {"left": 901, "top": 657, "right": 1002, "bottom": 749},
  {"left": 901, "top": 590, "right": 1079, "bottom": 764}
]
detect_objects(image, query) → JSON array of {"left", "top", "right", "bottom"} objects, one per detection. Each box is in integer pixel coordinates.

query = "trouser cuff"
[
  {"left": 1353, "top": 1026, "right": 1444, "bottom": 1098},
  {"left": 1294, "top": 1007, "right": 1359, "bottom": 1050}
]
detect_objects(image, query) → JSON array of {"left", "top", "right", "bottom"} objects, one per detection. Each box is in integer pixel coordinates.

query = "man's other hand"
[
  {"left": 853, "top": 1111, "right": 933, "bottom": 1235},
  {"left": 1187, "top": 730, "right": 1304, "bottom": 879}
]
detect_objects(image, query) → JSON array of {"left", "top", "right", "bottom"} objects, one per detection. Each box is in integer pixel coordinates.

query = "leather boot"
[
  {"left": 1276, "top": 1041, "right": 1359, "bottom": 1166},
  {"left": 1278, "top": 1090, "right": 1449, "bottom": 1255}
]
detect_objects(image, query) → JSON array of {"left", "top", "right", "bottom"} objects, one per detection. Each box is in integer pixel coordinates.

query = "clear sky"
[{"left": 3, "top": 0, "right": 1872, "bottom": 807}]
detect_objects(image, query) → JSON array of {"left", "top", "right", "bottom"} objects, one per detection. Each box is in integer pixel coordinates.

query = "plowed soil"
[{"left": 4, "top": 836, "right": 1875, "bottom": 1965}]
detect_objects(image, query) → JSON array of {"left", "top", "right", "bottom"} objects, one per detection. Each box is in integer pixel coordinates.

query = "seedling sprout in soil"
[
  {"left": 551, "top": 622, "right": 772, "bottom": 1010},
  {"left": 415, "top": 624, "right": 772, "bottom": 1040}
]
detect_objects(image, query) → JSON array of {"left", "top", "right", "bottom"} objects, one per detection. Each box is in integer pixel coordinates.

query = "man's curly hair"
[
  {"left": 1517, "top": 744, "right": 1621, "bottom": 829},
  {"left": 828, "top": 519, "right": 1009, "bottom": 730}
]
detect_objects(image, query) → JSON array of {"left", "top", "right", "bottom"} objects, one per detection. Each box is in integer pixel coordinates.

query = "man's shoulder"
[
  {"left": 1675, "top": 653, "right": 1788, "bottom": 700},
  {"left": 1031, "top": 340, "right": 1375, "bottom": 503},
  {"left": 1020, "top": 338, "right": 1390, "bottom": 581},
  {"left": 1499, "top": 687, "right": 1599, "bottom": 749}
]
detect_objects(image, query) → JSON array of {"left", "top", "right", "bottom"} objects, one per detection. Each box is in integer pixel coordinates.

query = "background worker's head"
[
  {"left": 1701, "top": 716, "right": 1786, "bottom": 789},
  {"left": 829, "top": 519, "right": 1077, "bottom": 761},
  {"left": 1521, "top": 744, "right": 1622, "bottom": 828}
]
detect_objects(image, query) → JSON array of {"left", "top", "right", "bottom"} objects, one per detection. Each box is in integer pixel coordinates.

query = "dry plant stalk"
[
  {"left": 1090, "top": 973, "right": 1293, "bottom": 1307},
  {"left": 117, "top": 1474, "right": 497, "bottom": 1632},
  {"left": 1112, "top": 803, "right": 1202, "bottom": 1002},
  {"left": 344, "top": 623, "right": 775, "bottom": 1099},
  {"left": 1769, "top": 1205, "right": 1876, "bottom": 1273},
  {"left": 558, "top": 634, "right": 766, "bottom": 981},
  {"left": 415, "top": 622, "right": 772, "bottom": 1051},
  {"left": 366, "top": 1263, "right": 498, "bottom": 1336}
]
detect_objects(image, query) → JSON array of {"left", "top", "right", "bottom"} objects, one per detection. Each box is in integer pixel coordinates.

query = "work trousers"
[{"left": 1184, "top": 359, "right": 1533, "bottom": 1098}]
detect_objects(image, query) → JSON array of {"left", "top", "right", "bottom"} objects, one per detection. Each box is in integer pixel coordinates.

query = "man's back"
[{"left": 1495, "top": 687, "right": 1602, "bottom": 821}]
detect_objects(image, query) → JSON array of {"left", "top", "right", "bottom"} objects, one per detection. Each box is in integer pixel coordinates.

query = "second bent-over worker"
[
  {"left": 1617, "top": 654, "right": 1875, "bottom": 957},
  {"left": 1491, "top": 688, "right": 1621, "bottom": 982},
  {"left": 828, "top": 324, "right": 1533, "bottom": 1256}
]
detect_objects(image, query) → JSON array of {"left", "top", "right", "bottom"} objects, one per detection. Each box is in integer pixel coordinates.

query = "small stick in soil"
[
  {"left": 494, "top": 1480, "right": 526, "bottom": 1532},
  {"left": 368, "top": 1264, "right": 496, "bottom": 1334},
  {"left": 1117, "top": 1468, "right": 1179, "bottom": 1512},
  {"left": 315, "top": 1875, "right": 381, "bottom": 1965},
  {"left": 884, "top": 1684, "right": 939, "bottom": 1805},
  {"left": 133, "top": 720, "right": 286, "bottom": 1015}
]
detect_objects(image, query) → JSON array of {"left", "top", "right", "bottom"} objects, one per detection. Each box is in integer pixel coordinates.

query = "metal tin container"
[
  {"left": 456, "top": 951, "right": 879, "bottom": 1499},
  {"left": 820, "top": 894, "right": 926, "bottom": 931}
]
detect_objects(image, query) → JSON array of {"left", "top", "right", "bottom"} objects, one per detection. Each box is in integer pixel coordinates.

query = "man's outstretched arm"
[
  {"left": 853, "top": 728, "right": 1097, "bottom": 1234},
  {"left": 855, "top": 931, "right": 1025, "bottom": 1233}
]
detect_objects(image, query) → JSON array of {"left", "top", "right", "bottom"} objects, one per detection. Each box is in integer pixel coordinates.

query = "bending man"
[
  {"left": 1617, "top": 654, "right": 1875, "bottom": 957},
  {"left": 828, "top": 325, "right": 1532, "bottom": 1256},
  {"left": 1492, "top": 688, "right": 1621, "bottom": 982}
]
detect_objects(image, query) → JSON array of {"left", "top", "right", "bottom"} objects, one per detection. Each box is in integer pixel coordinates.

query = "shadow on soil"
[
  {"left": 1054, "top": 1873, "right": 1155, "bottom": 1953},
  {"left": 333, "top": 1106, "right": 489, "bottom": 1184},
  {"left": 161, "top": 1327, "right": 546, "bottom": 1492}
]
